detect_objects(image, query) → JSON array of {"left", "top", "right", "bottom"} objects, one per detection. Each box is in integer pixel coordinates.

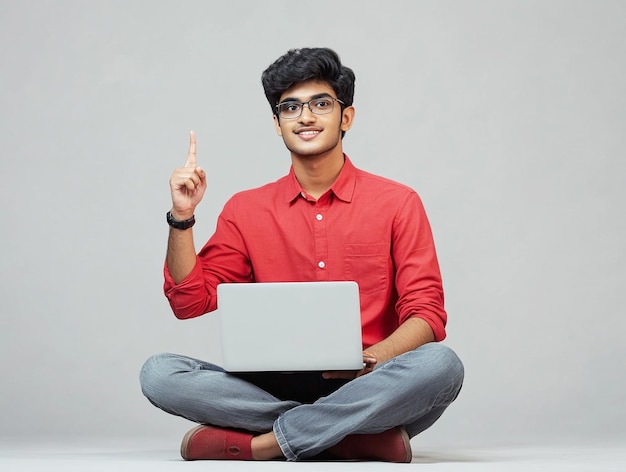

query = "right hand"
[
  {"left": 321, "top": 352, "right": 378, "bottom": 380},
  {"left": 169, "top": 131, "right": 207, "bottom": 220}
]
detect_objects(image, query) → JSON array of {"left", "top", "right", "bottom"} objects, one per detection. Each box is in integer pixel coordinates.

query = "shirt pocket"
[{"left": 344, "top": 243, "right": 390, "bottom": 295}]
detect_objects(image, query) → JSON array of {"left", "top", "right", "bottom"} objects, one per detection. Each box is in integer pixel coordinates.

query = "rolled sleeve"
[
  {"left": 392, "top": 193, "right": 447, "bottom": 341},
  {"left": 163, "top": 257, "right": 215, "bottom": 319}
]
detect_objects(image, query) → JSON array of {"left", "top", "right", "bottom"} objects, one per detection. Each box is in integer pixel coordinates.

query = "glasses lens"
[
  {"left": 278, "top": 101, "right": 302, "bottom": 119},
  {"left": 310, "top": 98, "right": 334, "bottom": 115}
]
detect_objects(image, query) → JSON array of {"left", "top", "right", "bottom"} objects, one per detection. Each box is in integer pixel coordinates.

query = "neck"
[{"left": 291, "top": 148, "right": 345, "bottom": 200}]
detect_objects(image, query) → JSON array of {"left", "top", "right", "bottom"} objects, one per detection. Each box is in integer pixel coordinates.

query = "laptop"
[{"left": 217, "top": 281, "right": 363, "bottom": 372}]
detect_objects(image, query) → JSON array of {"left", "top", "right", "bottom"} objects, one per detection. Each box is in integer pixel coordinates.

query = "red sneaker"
[
  {"left": 180, "top": 425, "right": 254, "bottom": 461},
  {"left": 328, "top": 426, "right": 412, "bottom": 463}
]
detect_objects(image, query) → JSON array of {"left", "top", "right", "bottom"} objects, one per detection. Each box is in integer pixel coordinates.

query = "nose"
[{"left": 298, "top": 104, "right": 317, "bottom": 123}]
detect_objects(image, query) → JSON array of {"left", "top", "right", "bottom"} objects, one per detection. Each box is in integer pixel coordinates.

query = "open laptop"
[{"left": 217, "top": 281, "right": 363, "bottom": 372}]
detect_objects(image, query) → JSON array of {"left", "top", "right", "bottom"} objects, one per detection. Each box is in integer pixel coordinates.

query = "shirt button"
[
  {"left": 316, "top": 214, "right": 323, "bottom": 221},
  {"left": 318, "top": 261, "right": 326, "bottom": 269}
]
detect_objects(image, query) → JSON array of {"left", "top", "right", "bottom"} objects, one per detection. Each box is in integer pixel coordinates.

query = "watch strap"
[{"left": 166, "top": 211, "right": 196, "bottom": 230}]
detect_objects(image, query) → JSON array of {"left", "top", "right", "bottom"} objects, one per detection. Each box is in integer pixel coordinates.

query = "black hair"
[{"left": 261, "top": 47, "right": 355, "bottom": 116}]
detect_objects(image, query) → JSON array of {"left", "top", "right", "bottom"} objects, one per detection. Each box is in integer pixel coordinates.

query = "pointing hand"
[{"left": 169, "top": 131, "right": 207, "bottom": 220}]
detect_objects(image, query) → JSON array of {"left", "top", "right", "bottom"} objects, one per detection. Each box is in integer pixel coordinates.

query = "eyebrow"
[{"left": 279, "top": 93, "right": 334, "bottom": 103}]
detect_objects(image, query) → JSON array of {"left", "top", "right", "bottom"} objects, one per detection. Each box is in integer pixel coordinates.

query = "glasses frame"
[{"left": 275, "top": 97, "right": 345, "bottom": 120}]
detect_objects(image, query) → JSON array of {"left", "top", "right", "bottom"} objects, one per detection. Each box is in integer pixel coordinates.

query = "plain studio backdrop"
[{"left": 1, "top": 0, "right": 625, "bottom": 452}]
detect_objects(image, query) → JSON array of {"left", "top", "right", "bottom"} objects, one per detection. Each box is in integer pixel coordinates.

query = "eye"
[
  {"left": 313, "top": 99, "right": 332, "bottom": 110},
  {"left": 280, "top": 102, "right": 301, "bottom": 113}
]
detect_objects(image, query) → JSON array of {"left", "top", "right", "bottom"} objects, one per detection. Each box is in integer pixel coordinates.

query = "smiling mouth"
[{"left": 295, "top": 129, "right": 321, "bottom": 140}]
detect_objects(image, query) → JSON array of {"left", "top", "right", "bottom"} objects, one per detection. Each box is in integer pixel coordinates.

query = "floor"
[{"left": 1, "top": 438, "right": 625, "bottom": 471}]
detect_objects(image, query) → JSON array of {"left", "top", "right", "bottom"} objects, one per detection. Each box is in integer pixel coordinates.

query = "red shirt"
[{"left": 164, "top": 156, "right": 447, "bottom": 347}]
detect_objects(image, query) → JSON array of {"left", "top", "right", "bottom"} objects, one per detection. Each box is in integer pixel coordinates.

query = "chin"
[{"left": 286, "top": 140, "right": 341, "bottom": 158}]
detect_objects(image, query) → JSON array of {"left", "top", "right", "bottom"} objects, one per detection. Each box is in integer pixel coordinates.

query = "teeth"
[{"left": 298, "top": 131, "right": 319, "bottom": 135}]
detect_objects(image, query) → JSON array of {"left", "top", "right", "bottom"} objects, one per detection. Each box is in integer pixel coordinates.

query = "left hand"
[{"left": 322, "top": 352, "right": 377, "bottom": 380}]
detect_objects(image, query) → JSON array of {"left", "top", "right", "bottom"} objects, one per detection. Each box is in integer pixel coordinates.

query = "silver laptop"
[{"left": 217, "top": 281, "right": 363, "bottom": 372}]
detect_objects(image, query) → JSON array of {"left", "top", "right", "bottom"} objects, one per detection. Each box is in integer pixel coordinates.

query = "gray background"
[{"left": 1, "top": 0, "right": 624, "bottom": 448}]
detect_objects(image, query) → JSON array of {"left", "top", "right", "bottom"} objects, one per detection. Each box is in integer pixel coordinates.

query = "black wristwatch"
[{"left": 166, "top": 211, "right": 196, "bottom": 230}]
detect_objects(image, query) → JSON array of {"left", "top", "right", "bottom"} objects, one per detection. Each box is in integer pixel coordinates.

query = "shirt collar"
[{"left": 284, "top": 154, "right": 357, "bottom": 203}]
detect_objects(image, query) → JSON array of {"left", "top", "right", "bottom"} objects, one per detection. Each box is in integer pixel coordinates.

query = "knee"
[
  {"left": 423, "top": 343, "right": 465, "bottom": 400},
  {"left": 139, "top": 352, "right": 177, "bottom": 401},
  {"left": 406, "top": 343, "right": 465, "bottom": 390},
  {"left": 429, "top": 343, "right": 463, "bottom": 380}
]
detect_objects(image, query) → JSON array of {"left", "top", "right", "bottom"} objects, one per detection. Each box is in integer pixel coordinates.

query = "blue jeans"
[{"left": 139, "top": 343, "right": 464, "bottom": 461}]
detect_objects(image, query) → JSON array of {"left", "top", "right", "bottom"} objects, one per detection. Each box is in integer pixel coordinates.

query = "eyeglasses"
[{"left": 275, "top": 97, "right": 345, "bottom": 119}]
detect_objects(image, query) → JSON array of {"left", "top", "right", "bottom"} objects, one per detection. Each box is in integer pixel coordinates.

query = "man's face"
[{"left": 273, "top": 80, "right": 354, "bottom": 159}]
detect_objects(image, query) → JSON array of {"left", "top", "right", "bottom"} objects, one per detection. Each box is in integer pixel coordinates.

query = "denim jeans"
[{"left": 139, "top": 342, "right": 464, "bottom": 461}]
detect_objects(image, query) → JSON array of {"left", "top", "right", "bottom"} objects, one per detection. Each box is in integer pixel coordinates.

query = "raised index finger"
[{"left": 184, "top": 130, "right": 197, "bottom": 168}]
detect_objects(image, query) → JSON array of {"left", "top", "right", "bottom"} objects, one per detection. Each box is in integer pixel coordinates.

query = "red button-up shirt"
[{"left": 164, "top": 156, "right": 447, "bottom": 348}]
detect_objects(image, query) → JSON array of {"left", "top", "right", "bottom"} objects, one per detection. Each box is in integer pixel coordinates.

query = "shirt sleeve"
[
  {"left": 392, "top": 192, "right": 447, "bottom": 341},
  {"left": 163, "top": 257, "right": 212, "bottom": 319},
  {"left": 163, "top": 199, "right": 254, "bottom": 319}
]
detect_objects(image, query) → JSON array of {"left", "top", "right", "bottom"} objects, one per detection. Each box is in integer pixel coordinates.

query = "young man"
[{"left": 140, "top": 48, "right": 464, "bottom": 462}]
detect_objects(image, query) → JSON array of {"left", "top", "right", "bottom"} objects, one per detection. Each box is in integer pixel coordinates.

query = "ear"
[
  {"left": 273, "top": 114, "right": 283, "bottom": 136},
  {"left": 341, "top": 106, "right": 355, "bottom": 133}
]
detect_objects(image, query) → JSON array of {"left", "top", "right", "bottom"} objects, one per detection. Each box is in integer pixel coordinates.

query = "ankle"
[{"left": 251, "top": 432, "right": 284, "bottom": 460}]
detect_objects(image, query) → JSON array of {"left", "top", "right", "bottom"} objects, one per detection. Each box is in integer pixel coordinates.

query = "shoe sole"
[{"left": 397, "top": 427, "right": 413, "bottom": 463}]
